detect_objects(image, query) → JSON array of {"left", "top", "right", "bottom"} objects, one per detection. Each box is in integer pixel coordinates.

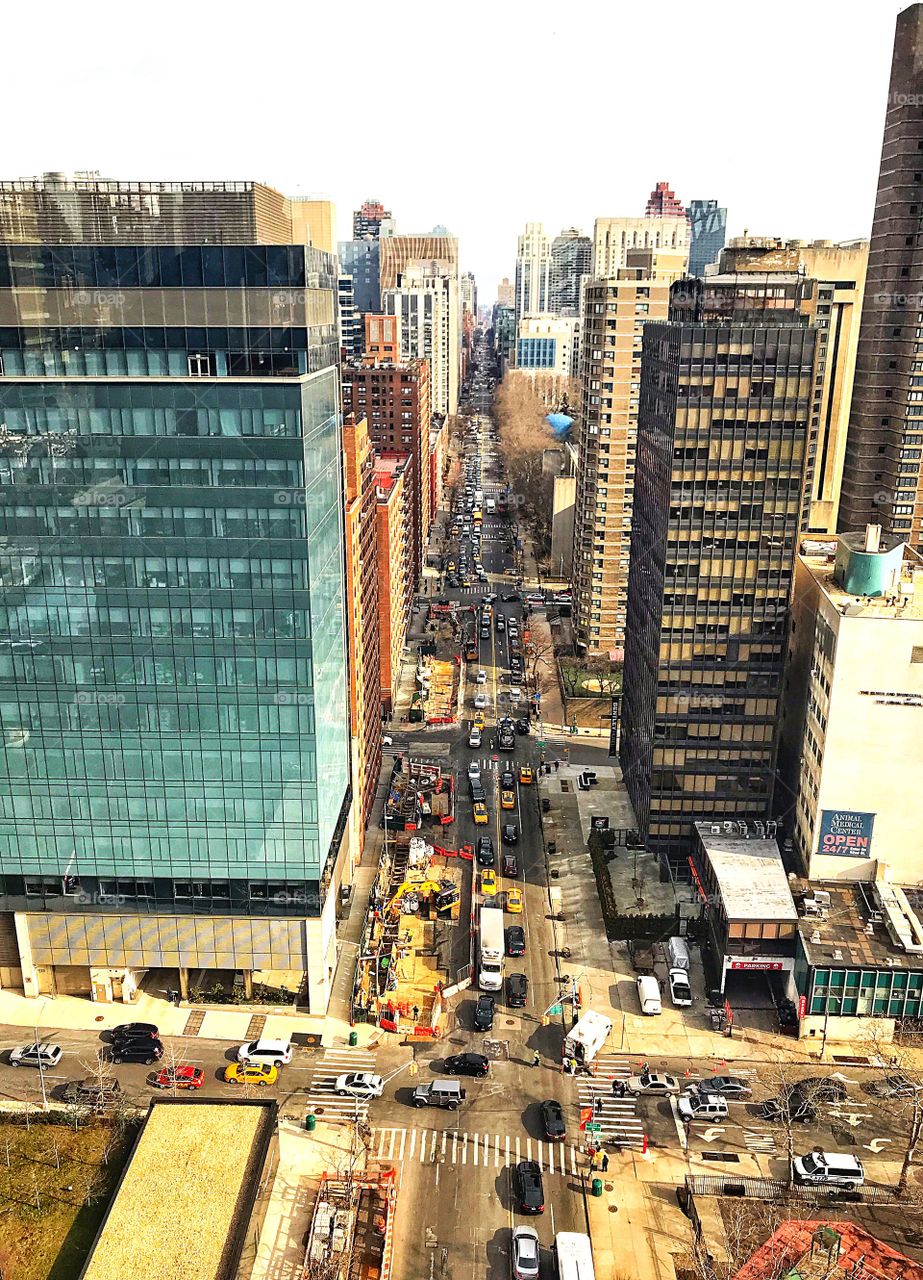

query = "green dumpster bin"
[
  {"left": 305, "top": 1112, "right": 316, "bottom": 1132},
  {"left": 591, "top": 1177, "right": 603, "bottom": 1198},
  {"left": 348, "top": 1030, "right": 359, "bottom": 1047}
]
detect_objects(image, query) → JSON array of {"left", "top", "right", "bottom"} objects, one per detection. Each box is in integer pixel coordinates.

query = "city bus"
[{"left": 553, "top": 1233, "right": 595, "bottom": 1280}]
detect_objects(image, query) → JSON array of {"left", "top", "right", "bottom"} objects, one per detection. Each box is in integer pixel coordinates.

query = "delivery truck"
[{"left": 562, "top": 1009, "right": 612, "bottom": 1065}]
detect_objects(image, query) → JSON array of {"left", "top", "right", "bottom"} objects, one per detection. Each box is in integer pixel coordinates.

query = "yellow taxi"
[
  {"left": 505, "top": 886, "right": 524, "bottom": 913},
  {"left": 473, "top": 712, "right": 486, "bottom": 730},
  {"left": 481, "top": 868, "right": 498, "bottom": 896},
  {"left": 473, "top": 802, "right": 489, "bottom": 826},
  {"left": 518, "top": 765, "right": 534, "bottom": 785},
  {"left": 223, "top": 1061, "right": 278, "bottom": 1087},
  {"left": 501, "top": 787, "right": 516, "bottom": 810}
]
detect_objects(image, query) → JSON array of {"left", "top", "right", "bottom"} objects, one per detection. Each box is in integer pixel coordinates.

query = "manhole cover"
[
  {"left": 505, "top": 1019, "right": 516, "bottom": 1027},
  {"left": 314, "top": 1107, "right": 326, "bottom": 1115}
]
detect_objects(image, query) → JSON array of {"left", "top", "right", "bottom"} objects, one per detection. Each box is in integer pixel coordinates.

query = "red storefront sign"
[
  {"left": 728, "top": 959, "right": 784, "bottom": 971},
  {"left": 797, "top": 994, "right": 807, "bottom": 1019}
]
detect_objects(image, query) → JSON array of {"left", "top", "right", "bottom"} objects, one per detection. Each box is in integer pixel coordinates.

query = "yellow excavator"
[{"left": 387, "top": 879, "right": 459, "bottom": 918}]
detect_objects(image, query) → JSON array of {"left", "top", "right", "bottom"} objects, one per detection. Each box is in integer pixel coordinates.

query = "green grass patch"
[{"left": 0, "top": 1116, "right": 136, "bottom": 1280}]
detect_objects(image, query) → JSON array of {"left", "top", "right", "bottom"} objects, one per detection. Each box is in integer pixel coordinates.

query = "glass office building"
[{"left": 0, "top": 179, "right": 350, "bottom": 1008}]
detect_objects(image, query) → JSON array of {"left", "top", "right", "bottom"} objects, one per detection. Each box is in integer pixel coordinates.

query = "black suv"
[
  {"left": 513, "top": 1160, "right": 545, "bottom": 1214},
  {"left": 476, "top": 835, "right": 495, "bottom": 867},
  {"left": 507, "top": 973, "right": 528, "bottom": 1007},
  {"left": 111, "top": 1022, "right": 159, "bottom": 1043},
  {"left": 444, "top": 1052, "right": 489, "bottom": 1078},
  {"left": 502, "top": 823, "right": 519, "bottom": 845},
  {"left": 473, "top": 995, "right": 495, "bottom": 1032},
  {"left": 506, "top": 925, "right": 526, "bottom": 956},
  {"left": 109, "top": 1037, "right": 164, "bottom": 1065}
]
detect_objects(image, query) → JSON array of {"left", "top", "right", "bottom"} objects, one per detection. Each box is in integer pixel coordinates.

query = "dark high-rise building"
[
  {"left": 352, "top": 199, "right": 392, "bottom": 240},
  {"left": 688, "top": 199, "right": 727, "bottom": 277},
  {"left": 338, "top": 273, "right": 362, "bottom": 362},
  {"left": 0, "top": 175, "right": 350, "bottom": 1012},
  {"left": 838, "top": 4, "right": 923, "bottom": 543},
  {"left": 620, "top": 274, "right": 816, "bottom": 876},
  {"left": 338, "top": 238, "right": 381, "bottom": 315},
  {"left": 550, "top": 229, "right": 592, "bottom": 315},
  {"left": 645, "top": 181, "right": 687, "bottom": 219}
]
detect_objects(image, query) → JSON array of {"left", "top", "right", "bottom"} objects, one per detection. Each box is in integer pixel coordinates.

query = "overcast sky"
[{"left": 0, "top": 0, "right": 904, "bottom": 301}]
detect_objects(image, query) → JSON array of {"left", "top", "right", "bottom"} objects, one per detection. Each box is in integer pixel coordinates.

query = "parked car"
[
  {"left": 151, "top": 1065, "right": 205, "bottom": 1090},
  {"left": 513, "top": 1160, "right": 545, "bottom": 1214},
  {"left": 507, "top": 972, "right": 529, "bottom": 1007},
  {"left": 111, "top": 1022, "right": 159, "bottom": 1043},
  {"left": 473, "top": 995, "right": 496, "bottom": 1031},
  {"left": 540, "top": 1099, "right": 566, "bottom": 1141},
  {"left": 59, "top": 1078, "right": 122, "bottom": 1107},
  {"left": 443, "top": 1052, "right": 489, "bottom": 1078},
  {"left": 686, "top": 1075, "right": 751, "bottom": 1099},
  {"left": 237, "top": 1038, "right": 292, "bottom": 1067},
  {"left": 506, "top": 925, "right": 526, "bottom": 956},
  {"left": 476, "top": 835, "right": 495, "bottom": 866},
  {"left": 760, "top": 1079, "right": 847, "bottom": 1124},
  {"left": 511, "top": 1226, "right": 541, "bottom": 1280},
  {"left": 626, "top": 1071, "right": 679, "bottom": 1096},
  {"left": 866, "top": 1073, "right": 923, "bottom": 1098},
  {"left": 335, "top": 1072, "right": 384, "bottom": 1099},
  {"left": 9, "top": 1043, "right": 63, "bottom": 1070},
  {"left": 224, "top": 1062, "right": 279, "bottom": 1087},
  {"left": 110, "top": 1037, "right": 164, "bottom": 1065}
]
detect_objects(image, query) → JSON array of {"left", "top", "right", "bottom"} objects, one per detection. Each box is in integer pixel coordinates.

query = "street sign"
[
  {"left": 546, "top": 1002, "right": 563, "bottom": 1016},
  {"left": 537, "top": 740, "right": 546, "bottom": 751},
  {"left": 585, "top": 1122, "right": 602, "bottom": 1133}
]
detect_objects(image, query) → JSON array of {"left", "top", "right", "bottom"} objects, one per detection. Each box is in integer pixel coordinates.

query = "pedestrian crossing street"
[
  {"left": 372, "top": 1127, "right": 581, "bottom": 1177},
  {"left": 305, "top": 1045, "right": 379, "bottom": 1122},
  {"left": 573, "top": 1054, "right": 645, "bottom": 1148}
]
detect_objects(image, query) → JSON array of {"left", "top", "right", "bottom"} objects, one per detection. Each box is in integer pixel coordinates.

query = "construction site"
[
  {"left": 409, "top": 643, "right": 460, "bottom": 725},
  {"left": 302, "top": 1169, "right": 397, "bottom": 1280},
  {"left": 350, "top": 805, "right": 472, "bottom": 1037}
]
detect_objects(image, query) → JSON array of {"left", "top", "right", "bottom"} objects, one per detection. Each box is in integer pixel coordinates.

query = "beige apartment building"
[
  {"left": 572, "top": 272, "right": 672, "bottom": 653},
  {"left": 778, "top": 528, "right": 923, "bottom": 885},
  {"left": 375, "top": 454, "right": 413, "bottom": 712},
  {"left": 717, "top": 238, "right": 869, "bottom": 534},
  {"left": 592, "top": 215, "right": 689, "bottom": 278}
]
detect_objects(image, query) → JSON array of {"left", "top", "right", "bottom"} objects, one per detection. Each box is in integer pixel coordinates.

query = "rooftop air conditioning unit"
[
  {"left": 832, "top": 949, "right": 843, "bottom": 961},
  {"left": 710, "top": 824, "right": 721, "bottom": 834},
  {"left": 810, "top": 930, "right": 821, "bottom": 945}
]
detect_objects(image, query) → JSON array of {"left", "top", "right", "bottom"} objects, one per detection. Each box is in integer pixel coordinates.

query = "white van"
[
  {"left": 792, "top": 1150, "right": 865, "bottom": 1190},
  {"left": 678, "top": 1091, "right": 729, "bottom": 1122},
  {"left": 636, "top": 975, "right": 662, "bottom": 1015},
  {"left": 667, "top": 936, "right": 690, "bottom": 971}
]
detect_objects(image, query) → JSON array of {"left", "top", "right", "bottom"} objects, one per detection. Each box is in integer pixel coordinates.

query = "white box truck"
[
  {"left": 562, "top": 1010, "right": 612, "bottom": 1065},
  {"left": 479, "top": 906, "right": 504, "bottom": 992}
]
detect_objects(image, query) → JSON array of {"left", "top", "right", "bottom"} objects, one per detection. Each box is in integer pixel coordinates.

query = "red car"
[{"left": 151, "top": 1065, "right": 205, "bottom": 1091}]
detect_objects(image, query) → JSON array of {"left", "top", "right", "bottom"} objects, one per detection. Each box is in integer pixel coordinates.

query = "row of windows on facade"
[
  {"left": 19, "top": 875, "right": 323, "bottom": 906},
  {"left": 0, "top": 653, "right": 314, "bottom": 688},
  {"left": 0, "top": 698, "right": 317, "bottom": 736},
  {"left": 0, "top": 457, "right": 304, "bottom": 487},
  {"left": 3, "top": 744, "right": 326, "bottom": 785},
  {"left": 0, "top": 244, "right": 312, "bottom": 290},
  {"left": 0, "top": 324, "right": 317, "bottom": 350},
  {"left": 1, "top": 605, "right": 319, "bottom": 640},
  {"left": 0, "top": 505, "right": 328, "bottom": 541},
  {"left": 0, "top": 350, "right": 311, "bottom": 380}
]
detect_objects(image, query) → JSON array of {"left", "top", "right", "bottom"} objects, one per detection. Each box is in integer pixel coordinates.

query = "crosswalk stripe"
[
  {"left": 570, "top": 1147, "right": 577, "bottom": 1175},
  {"left": 505, "top": 1135, "right": 510, "bottom": 1166},
  {"left": 452, "top": 1132, "right": 458, "bottom": 1162},
  {"left": 495, "top": 1135, "right": 500, "bottom": 1167},
  {"left": 462, "top": 1133, "right": 468, "bottom": 1164},
  {"left": 442, "top": 1132, "right": 447, "bottom": 1159}
]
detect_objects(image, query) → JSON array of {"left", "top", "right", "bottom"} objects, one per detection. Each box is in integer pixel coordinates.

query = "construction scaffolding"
[
  {"left": 382, "top": 757, "right": 456, "bottom": 830},
  {"left": 302, "top": 1170, "right": 397, "bottom": 1280}
]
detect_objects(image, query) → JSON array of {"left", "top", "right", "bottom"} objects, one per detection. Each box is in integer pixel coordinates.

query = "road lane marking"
[
  {"left": 495, "top": 1134, "right": 500, "bottom": 1167},
  {"left": 408, "top": 1129, "right": 416, "bottom": 1160}
]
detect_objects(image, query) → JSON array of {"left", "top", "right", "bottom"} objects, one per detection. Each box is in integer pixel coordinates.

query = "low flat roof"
[
  {"left": 81, "top": 1099, "right": 276, "bottom": 1280},
  {"left": 695, "top": 823, "right": 798, "bottom": 923},
  {"left": 798, "top": 881, "right": 923, "bottom": 971}
]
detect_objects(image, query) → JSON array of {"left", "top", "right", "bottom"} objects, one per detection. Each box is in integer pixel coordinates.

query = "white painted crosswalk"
[
  {"left": 572, "top": 1054, "right": 645, "bottom": 1147},
  {"left": 372, "top": 1127, "right": 580, "bottom": 1176},
  {"left": 305, "top": 1046, "right": 379, "bottom": 1122}
]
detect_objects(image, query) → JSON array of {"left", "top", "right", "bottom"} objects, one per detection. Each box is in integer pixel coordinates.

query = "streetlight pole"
[{"left": 34, "top": 996, "right": 49, "bottom": 1111}]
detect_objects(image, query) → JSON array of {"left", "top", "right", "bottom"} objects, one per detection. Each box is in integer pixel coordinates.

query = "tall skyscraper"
[
  {"left": 0, "top": 175, "right": 350, "bottom": 1010},
  {"left": 687, "top": 199, "right": 727, "bottom": 277},
  {"left": 645, "top": 181, "right": 687, "bottom": 218},
  {"left": 338, "top": 238, "right": 381, "bottom": 315},
  {"left": 718, "top": 237, "right": 869, "bottom": 534},
  {"left": 338, "top": 273, "right": 362, "bottom": 362},
  {"left": 382, "top": 265, "right": 459, "bottom": 417},
  {"left": 838, "top": 4, "right": 923, "bottom": 543},
  {"left": 593, "top": 216, "right": 689, "bottom": 278},
  {"left": 379, "top": 232, "right": 458, "bottom": 293},
  {"left": 515, "top": 223, "right": 552, "bottom": 321},
  {"left": 550, "top": 229, "right": 592, "bottom": 315},
  {"left": 461, "top": 271, "right": 477, "bottom": 319},
  {"left": 620, "top": 274, "right": 816, "bottom": 875},
  {"left": 572, "top": 273, "right": 672, "bottom": 654},
  {"left": 353, "top": 199, "right": 392, "bottom": 240}
]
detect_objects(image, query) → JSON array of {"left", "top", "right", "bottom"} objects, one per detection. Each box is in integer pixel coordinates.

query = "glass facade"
[
  {"left": 688, "top": 200, "right": 728, "bottom": 278},
  {"left": 516, "top": 337, "right": 557, "bottom": 370},
  {"left": 0, "top": 240, "right": 349, "bottom": 918}
]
